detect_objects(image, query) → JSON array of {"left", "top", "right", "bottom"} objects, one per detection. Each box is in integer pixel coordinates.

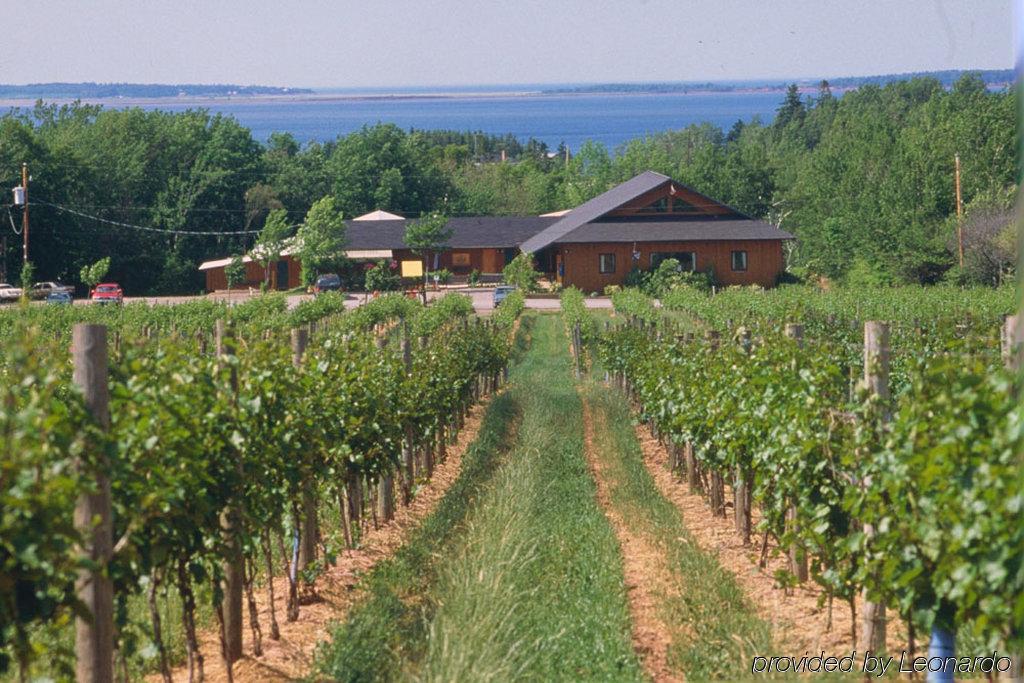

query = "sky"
[{"left": 2, "top": 0, "right": 1014, "bottom": 88}]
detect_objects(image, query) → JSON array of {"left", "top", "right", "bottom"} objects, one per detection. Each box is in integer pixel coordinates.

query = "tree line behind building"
[{"left": 0, "top": 74, "right": 1015, "bottom": 294}]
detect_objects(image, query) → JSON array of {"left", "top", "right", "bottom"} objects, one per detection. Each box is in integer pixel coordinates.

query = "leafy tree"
[
  {"left": 295, "top": 196, "right": 347, "bottom": 286},
  {"left": 404, "top": 212, "right": 452, "bottom": 295},
  {"left": 19, "top": 261, "right": 34, "bottom": 296},
  {"left": 950, "top": 192, "right": 1017, "bottom": 286},
  {"left": 774, "top": 83, "right": 805, "bottom": 129},
  {"left": 326, "top": 124, "right": 452, "bottom": 216},
  {"left": 79, "top": 257, "right": 111, "bottom": 289},
  {"left": 502, "top": 252, "right": 540, "bottom": 292},
  {"left": 253, "top": 209, "right": 292, "bottom": 287},
  {"left": 244, "top": 183, "right": 284, "bottom": 231},
  {"left": 225, "top": 255, "right": 246, "bottom": 295}
]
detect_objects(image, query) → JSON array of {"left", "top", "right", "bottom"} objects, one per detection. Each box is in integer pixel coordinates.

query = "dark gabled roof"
[
  {"left": 519, "top": 171, "right": 671, "bottom": 253},
  {"left": 521, "top": 170, "right": 791, "bottom": 251},
  {"left": 556, "top": 217, "right": 795, "bottom": 243},
  {"left": 344, "top": 216, "right": 557, "bottom": 250}
]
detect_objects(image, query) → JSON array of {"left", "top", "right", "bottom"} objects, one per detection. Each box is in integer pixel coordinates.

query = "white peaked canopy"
[{"left": 353, "top": 209, "right": 404, "bottom": 221}]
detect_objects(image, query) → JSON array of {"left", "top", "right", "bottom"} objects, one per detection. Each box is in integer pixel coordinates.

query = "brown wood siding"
[
  {"left": 557, "top": 240, "right": 784, "bottom": 292},
  {"left": 204, "top": 255, "right": 302, "bottom": 292},
  {"left": 607, "top": 183, "right": 735, "bottom": 217},
  {"left": 391, "top": 248, "right": 502, "bottom": 275}
]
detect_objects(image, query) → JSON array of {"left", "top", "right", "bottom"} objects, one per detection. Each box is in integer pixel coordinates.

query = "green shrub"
[
  {"left": 502, "top": 253, "right": 540, "bottom": 292},
  {"left": 365, "top": 259, "right": 401, "bottom": 292}
]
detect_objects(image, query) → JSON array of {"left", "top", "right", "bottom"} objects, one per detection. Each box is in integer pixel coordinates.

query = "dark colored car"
[
  {"left": 46, "top": 291, "right": 73, "bottom": 305},
  {"left": 30, "top": 281, "right": 74, "bottom": 300},
  {"left": 493, "top": 285, "right": 516, "bottom": 307},
  {"left": 90, "top": 283, "right": 124, "bottom": 305},
  {"left": 313, "top": 273, "right": 342, "bottom": 295}
]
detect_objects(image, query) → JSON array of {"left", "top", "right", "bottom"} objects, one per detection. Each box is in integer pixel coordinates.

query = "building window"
[
  {"left": 651, "top": 251, "right": 696, "bottom": 272},
  {"left": 731, "top": 250, "right": 748, "bottom": 272},
  {"left": 599, "top": 253, "right": 616, "bottom": 274},
  {"left": 452, "top": 252, "right": 471, "bottom": 266}
]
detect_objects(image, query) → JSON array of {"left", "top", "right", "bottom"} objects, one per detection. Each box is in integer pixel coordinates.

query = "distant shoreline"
[
  {"left": 0, "top": 86, "right": 866, "bottom": 109},
  {"left": 0, "top": 69, "right": 1011, "bottom": 109}
]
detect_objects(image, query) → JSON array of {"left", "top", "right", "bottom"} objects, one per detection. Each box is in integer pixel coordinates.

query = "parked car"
[
  {"left": 313, "top": 273, "right": 342, "bottom": 295},
  {"left": 0, "top": 283, "right": 22, "bottom": 302},
  {"left": 30, "top": 281, "right": 74, "bottom": 300},
  {"left": 493, "top": 285, "right": 516, "bottom": 307},
  {"left": 90, "top": 282, "right": 124, "bottom": 305},
  {"left": 46, "top": 291, "right": 73, "bottom": 305}
]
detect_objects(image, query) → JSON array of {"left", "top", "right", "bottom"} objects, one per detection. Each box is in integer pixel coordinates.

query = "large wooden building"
[{"left": 199, "top": 172, "right": 793, "bottom": 292}]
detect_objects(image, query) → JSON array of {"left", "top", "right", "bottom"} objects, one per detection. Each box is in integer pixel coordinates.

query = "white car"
[{"left": 0, "top": 283, "right": 22, "bottom": 302}]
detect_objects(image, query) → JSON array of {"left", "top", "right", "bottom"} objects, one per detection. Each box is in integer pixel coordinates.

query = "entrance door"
[
  {"left": 555, "top": 252, "right": 564, "bottom": 284},
  {"left": 276, "top": 260, "right": 289, "bottom": 290},
  {"left": 481, "top": 249, "right": 500, "bottom": 274}
]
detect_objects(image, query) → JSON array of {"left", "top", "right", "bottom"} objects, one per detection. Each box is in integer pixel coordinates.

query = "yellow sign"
[{"left": 401, "top": 260, "right": 423, "bottom": 278}]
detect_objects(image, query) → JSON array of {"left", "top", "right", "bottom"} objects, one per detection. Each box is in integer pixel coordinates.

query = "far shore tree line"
[{"left": 0, "top": 73, "right": 1016, "bottom": 294}]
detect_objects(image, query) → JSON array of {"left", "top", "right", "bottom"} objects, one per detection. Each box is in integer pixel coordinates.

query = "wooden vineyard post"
[
  {"left": 784, "top": 323, "right": 809, "bottom": 583},
  {"left": 196, "top": 328, "right": 207, "bottom": 355},
  {"left": 861, "top": 321, "right": 889, "bottom": 654},
  {"left": 998, "top": 314, "right": 1023, "bottom": 680},
  {"left": 705, "top": 329, "right": 726, "bottom": 517},
  {"left": 401, "top": 324, "right": 415, "bottom": 505},
  {"left": 72, "top": 324, "right": 114, "bottom": 683},
  {"left": 293, "top": 328, "right": 319, "bottom": 570},
  {"left": 572, "top": 322, "right": 582, "bottom": 379},
  {"left": 216, "top": 320, "right": 244, "bottom": 665},
  {"left": 734, "top": 327, "right": 752, "bottom": 545},
  {"left": 375, "top": 334, "right": 395, "bottom": 522},
  {"left": 1002, "top": 314, "right": 1022, "bottom": 372}
]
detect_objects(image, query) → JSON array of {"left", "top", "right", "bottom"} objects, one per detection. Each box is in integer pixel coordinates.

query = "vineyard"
[
  {"left": 1, "top": 284, "right": 1021, "bottom": 681},
  {"left": 1, "top": 290, "right": 523, "bottom": 681},
  {"left": 596, "top": 285, "right": 1022, "bottom": 672}
]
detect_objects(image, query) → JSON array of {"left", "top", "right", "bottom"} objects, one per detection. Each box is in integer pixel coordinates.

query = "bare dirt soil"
[
  {"left": 631, "top": 422, "right": 908, "bottom": 659},
  {"left": 581, "top": 398, "right": 685, "bottom": 683},
  {"left": 156, "top": 398, "right": 494, "bottom": 683}
]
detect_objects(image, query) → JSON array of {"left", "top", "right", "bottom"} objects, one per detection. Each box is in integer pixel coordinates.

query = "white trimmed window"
[
  {"left": 599, "top": 253, "right": 616, "bottom": 274},
  {"left": 731, "top": 250, "right": 748, "bottom": 272}
]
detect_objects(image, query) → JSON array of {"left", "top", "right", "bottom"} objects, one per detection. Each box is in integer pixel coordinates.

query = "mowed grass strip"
[
  {"left": 313, "top": 319, "right": 529, "bottom": 682},
  {"left": 314, "top": 314, "right": 642, "bottom": 682},
  {"left": 416, "top": 314, "right": 641, "bottom": 682},
  {"left": 583, "top": 383, "right": 774, "bottom": 679}
]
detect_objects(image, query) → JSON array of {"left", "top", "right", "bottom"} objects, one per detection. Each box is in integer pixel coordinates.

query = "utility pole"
[
  {"left": 954, "top": 154, "right": 963, "bottom": 269},
  {"left": 21, "top": 163, "right": 29, "bottom": 265}
]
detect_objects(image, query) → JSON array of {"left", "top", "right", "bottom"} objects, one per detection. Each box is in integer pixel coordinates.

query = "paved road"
[{"left": 31, "top": 288, "right": 615, "bottom": 314}]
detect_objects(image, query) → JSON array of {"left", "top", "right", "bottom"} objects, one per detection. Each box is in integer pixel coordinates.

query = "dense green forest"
[{"left": 0, "top": 74, "right": 1016, "bottom": 294}]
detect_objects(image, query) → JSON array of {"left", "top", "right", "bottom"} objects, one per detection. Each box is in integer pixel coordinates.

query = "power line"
[{"left": 35, "top": 200, "right": 291, "bottom": 237}]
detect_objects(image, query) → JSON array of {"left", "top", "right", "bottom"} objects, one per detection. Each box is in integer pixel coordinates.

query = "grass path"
[
  {"left": 315, "top": 314, "right": 643, "bottom": 681},
  {"left": 579, "top": 381, "right": 774, "bottom": 680}
]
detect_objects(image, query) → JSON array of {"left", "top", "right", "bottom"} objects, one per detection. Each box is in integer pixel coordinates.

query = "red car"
[{"left": 90, "top": 282, "right": 124, "bottom": 305}]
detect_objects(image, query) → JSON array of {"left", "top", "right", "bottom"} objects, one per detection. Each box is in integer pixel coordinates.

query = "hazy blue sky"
[{"left": 3, "top": 1, "right": 1014, "bottom": 87}]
